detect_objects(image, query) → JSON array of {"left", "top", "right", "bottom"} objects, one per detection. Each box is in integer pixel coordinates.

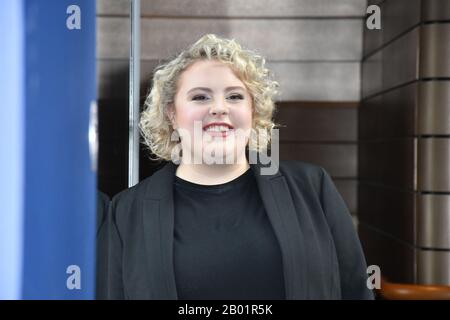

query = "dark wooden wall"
[{"left": 360, "top": 0, "right": 450, "bottom": 285}]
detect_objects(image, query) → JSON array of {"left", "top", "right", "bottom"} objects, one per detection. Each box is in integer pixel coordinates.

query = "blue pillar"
[
  {"left": 0, "top": 0, "right": 25, "bottom": 300},
  {"left": 0, "top": 0, "right": 97, "bottom": 299}
]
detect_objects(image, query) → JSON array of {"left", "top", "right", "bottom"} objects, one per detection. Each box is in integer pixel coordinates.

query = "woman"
[{"left": 105, "top": 34, "right": 374, "bottom": 300}]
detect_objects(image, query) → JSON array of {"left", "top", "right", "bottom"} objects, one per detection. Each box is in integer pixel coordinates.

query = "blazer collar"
[{"left": 140, "top": 158, "right": 307, "bottom": 299}]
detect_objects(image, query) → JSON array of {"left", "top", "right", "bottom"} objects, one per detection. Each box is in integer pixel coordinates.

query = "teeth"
[{"left": 205, "top": 125, "right": 231, "bottom": 132}]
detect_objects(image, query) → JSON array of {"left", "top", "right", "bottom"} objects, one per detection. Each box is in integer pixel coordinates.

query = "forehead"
[{"left": 177, "top": 59, "right": 245, "bottom": 91}]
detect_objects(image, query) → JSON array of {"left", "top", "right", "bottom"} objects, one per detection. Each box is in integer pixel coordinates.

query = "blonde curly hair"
[{"left": 139, "top": 33, "right": 281, "bottom": 161}]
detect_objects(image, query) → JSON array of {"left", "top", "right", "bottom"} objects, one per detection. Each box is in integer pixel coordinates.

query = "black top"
[{"left": 173, "top": 168, "right": 286, "bottom": 300}]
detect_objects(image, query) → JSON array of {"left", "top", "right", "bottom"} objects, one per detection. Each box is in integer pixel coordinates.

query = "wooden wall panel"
[
  {"left": 97, "top": 0, "right": 367, "bottom": 18},
  {"left": 361, "top": 0, "right": 450, "bottom": 285}
]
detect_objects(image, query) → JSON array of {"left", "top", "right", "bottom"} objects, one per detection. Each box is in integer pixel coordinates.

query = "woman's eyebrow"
[{"left": 187, "top": 86, "right": 246, "bottom": 94}]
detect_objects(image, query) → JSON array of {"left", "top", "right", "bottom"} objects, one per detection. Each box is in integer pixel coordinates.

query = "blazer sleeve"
[
  {"left": 319, "top": 167, "right": 374, "bottom": 300},
  {"left": 106, "top": 196, "right": 126, "bottom": 299}
]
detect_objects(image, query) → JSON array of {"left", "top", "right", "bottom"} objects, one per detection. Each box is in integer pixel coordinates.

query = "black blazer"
[{"left": 101, "top": 159, "right": 374, "bottom": 300}]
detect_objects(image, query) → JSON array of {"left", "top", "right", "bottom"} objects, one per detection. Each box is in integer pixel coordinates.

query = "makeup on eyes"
[{"left": 191, "top": 93, "right": 244, "bottom": 101}]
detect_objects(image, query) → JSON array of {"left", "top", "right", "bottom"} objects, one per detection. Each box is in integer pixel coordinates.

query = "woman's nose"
[{"left": 209, "top": 98, "right": 228, "bottom": 115}]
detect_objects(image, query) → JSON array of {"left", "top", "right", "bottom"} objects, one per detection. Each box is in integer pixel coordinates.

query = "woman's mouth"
[{"left": 203, "top": 125, "right": 235, "bottom": 138}]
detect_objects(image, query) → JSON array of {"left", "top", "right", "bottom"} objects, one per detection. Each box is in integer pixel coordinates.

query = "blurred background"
[{"left": 1, "top": 0, "right": 449, "bottom": 299}]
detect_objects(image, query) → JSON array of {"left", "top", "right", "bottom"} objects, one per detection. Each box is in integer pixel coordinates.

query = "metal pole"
[{"left": 128, "top": 0, "right": 140, "bottom": 187}]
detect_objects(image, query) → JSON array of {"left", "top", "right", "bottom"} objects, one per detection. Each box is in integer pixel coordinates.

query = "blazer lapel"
[
  {"left": 139, "top": 160, "right": 307, "bottom": 300},
  {"left": 141, "top": 161, "right": 179, "bottom": 299},
  {"left": 250, "top": 162, "right": 308, "bottom": 299}
]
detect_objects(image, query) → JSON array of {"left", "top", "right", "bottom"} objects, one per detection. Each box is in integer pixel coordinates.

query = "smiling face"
[{"left": 167, "top": 59, "right": 253, "bottom": 164}]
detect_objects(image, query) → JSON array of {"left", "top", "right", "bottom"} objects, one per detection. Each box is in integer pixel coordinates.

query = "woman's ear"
[{"left": 165, "top": 104, "right": 177, "bottom": 129}]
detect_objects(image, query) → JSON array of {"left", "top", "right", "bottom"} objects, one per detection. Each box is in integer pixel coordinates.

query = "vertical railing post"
[{"left": 128, "top": 0, "right": 141, "bottom": 187}]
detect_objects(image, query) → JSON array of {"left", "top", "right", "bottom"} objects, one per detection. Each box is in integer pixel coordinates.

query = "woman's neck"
[{"left": 175, "top": 157, "right": 250, "bottom": 185}]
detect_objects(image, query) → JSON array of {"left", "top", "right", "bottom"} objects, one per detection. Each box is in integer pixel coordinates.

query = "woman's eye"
[
  {"left": 228, "top": 94, "right": 244, "bottom": 100},
  {"left": 192, "top": 95, "right": 208, "bottom": 101},
  {"left": 192, "top": 94, "right": 243, "bottom": 101}
]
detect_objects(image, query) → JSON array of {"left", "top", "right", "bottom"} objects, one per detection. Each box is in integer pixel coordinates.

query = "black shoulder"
[
  {"left": 108, "top": 175, "right": 155, "bottom": 226},
  {"left": 279, "top": 159, "right": 326, "bottom": 191}
]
